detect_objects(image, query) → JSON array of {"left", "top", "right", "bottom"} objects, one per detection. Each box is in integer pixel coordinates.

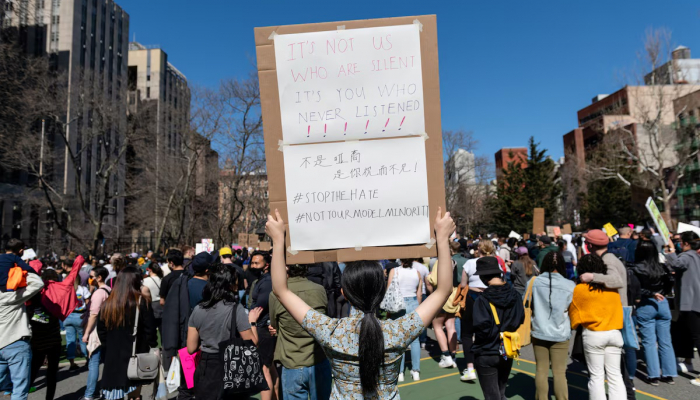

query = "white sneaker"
[
  {"left": 411, "top": 371, "right": 420, "bottom": 381},
  {"left": 398, "top": 373, "right": 404, "bottom": 382},
  {"left": 460, "top": 368, "right": 477, "bottom": 381},
  {"left": 691, "top": 377, "right": 700, "bottom": 387},
  {"left": 438, "top": 354, "right": 456, "bottom": 368},
  {"left": 680, "top": 362, "right": 698, "bottom": 374}
]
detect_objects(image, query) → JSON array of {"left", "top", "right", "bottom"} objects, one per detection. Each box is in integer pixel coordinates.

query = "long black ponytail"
[
  {"left": 341, "top": 261, "right": 387, "bottom": 396},
  {"left": 540, "top": 251, "right": 565, "bottom": 318}
]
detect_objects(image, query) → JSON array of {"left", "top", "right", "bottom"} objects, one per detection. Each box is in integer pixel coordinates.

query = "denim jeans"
[
  {"left": 636, "top": 297, "right": 677, "bottom": 378},
  {"left": 0, "top": 339, "right": 32, "bottom": 400},
  {"left": 64, "top": 312, "right": 87, "bottom": 360},
  {"left": 624, "top": 315, "right": 638, "bottom": 380},
  {"left": 281, "top": 359, "right": 332, "bottom": 400},
  {"left": 84, "top": 347, "right": 102, "bottom": 398},
  {"left": 398, "top": 297, "right": 421, "bottom": 372}
]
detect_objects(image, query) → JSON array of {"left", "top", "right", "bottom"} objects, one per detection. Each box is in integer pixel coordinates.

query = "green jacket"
[
  {"left": 536, "top": 245, "right": 559, "bottom": 268},
  {"left": 269, "top": 277, "right": 328, "bottom": 369}
]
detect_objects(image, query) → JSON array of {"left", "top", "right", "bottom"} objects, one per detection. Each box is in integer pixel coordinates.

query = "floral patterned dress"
[{"left": 301, "top": 307, "right": 424, "bottom": 399}]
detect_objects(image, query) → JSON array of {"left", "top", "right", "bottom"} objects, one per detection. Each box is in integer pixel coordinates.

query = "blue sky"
[{"left": 119, "top": 0, "right": 700, "bottom": 162}]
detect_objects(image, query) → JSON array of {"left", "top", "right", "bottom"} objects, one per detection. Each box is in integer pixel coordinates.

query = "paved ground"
[{"left": 30, "top": 334, "right": 699, "bottom": 400}]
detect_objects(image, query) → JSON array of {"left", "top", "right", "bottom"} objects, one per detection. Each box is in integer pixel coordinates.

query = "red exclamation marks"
[
  {"left": 364, "top": 120, "right": 369, "bottom": 134},
  {"left": 399, "top": 116, "right": 406, "bottom": 130},
  {"left": 383, "top": 118, "right": 390, "bottom": 132},
  {"left": 344, "top": 122, "right": 347, "bottom": 135},
  {"left": 323, "top": 124, "right": 327, "bottom": 137},
  {"left": 307, "top": 125, "right": 310, "bottom": 137}
]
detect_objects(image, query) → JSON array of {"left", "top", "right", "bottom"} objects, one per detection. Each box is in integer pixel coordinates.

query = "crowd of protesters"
[{"left": 1, "top": 216, "right": 700, "bottom": 400}]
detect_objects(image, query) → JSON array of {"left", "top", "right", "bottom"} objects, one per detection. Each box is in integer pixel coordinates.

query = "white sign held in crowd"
[
  {"left": 284, "top": 137, "right": 430, "bottom": 250},
  {"left": 274, "top": 24, "right": 425, "bottom": 144},
  {"left": 677, "top": 222, "right": 700, "bottom": 237}
]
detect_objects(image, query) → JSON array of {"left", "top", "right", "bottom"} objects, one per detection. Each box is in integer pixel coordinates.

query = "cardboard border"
[{"left": 255, "top": 15, "right": 445, "bottom": 262}]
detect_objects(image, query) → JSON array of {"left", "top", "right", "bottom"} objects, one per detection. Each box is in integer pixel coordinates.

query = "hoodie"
[{"left": 472, "top": 283, "right": 525, "bottom": 356}]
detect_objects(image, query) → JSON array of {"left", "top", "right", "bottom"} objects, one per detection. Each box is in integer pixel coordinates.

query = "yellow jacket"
[{"left": 569, "top": 283, "right": 623, "bottom": 331}]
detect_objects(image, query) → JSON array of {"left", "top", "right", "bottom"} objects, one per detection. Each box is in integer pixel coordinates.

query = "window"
[{"left": 146, "top": 87, "right": 150, "bottom": 98}]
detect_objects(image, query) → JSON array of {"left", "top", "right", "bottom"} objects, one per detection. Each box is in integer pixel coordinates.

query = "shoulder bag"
[
  {"left": 127, "top": 299, "right": 160, "bottom": 381},
  {"left": 517, "top": 277, "right": 535, "bottom": 347},
  {"left": 220, "top": 303, "right": 269, "bottom": 395},
  {"left": 380, "top": 267, "right": 406, "bottom": 313}
]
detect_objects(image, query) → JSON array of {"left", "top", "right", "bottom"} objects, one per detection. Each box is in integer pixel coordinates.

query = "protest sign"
[
  {"left": 508, "top": 231, "right": 522, "bottom": 240},
  {"left": 21, "top": 248, "right": 37, "bottom": 261},
  {"left": 256, "top": 15, "right": 445, "bottom": 262},
  {"left": 237, "top": 233, "right": 248, "bottom": 248},
  {"left": 562, "top": 224, "right": 572, "bottom": 235},
  {"left": 201, "top": 239, "right": 214, "bottom": 252},
  {"left": 553, "top": 226, "right": 561, "bottom": 237},
  {"left": 195, "top": 244, "right": 206, "bottom": 255},
  {"left": 603, "top": 223, "right": 618, "bottom": 237},
  {"left": 248, "top": 234, "right": 259, "bottom": 248},
  {"left": 546, "top": 226, "right": 556, "bottom": 238},
  {"left": 533, "top": 208, "right": 545, "bottom": 234},
  {"left": 645, "top": 197, "right": 670, "bottom": 241},
  {"left": 677, "top": 222, "right": 700, "bottom": 237},
  {"left": 259, "top": 242, "right": 272, "bottom": 251}
]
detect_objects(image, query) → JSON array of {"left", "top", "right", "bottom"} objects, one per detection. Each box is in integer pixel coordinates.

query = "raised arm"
[
  {"left": 266, "top": 210, "right": 312, "bottom": 325},
  {"left": 415, "top": 208, "right": 455, "bottom": 326}
]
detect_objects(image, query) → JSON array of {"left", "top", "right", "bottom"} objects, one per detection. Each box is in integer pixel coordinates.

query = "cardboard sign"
[
  {"left": 237, "top": 233, "right": 248, "bottom": 248},
  {"left": 259, "top": 242, "right": 272, "bottom": 251},
  {"left": 256, "top": 15, "right": 445, "bottom": 262},
  {"left": 562, "top": 224, "right": 572, "bottom": 235},
  {"left": 603, "top": 223, "right": 618, "bottom": 237},
  {"left": 248, "top": 234, "right": 259, "bottom": 248},
  {"left": 533, "top": 208, "right": 545, "bottom": 234},
  {"left": 553, "top": 226, "right": 561, "bottom": 237},
  {"left": 546, "top": 226, "right": 556, "bottom": 238},
  {"left": 645, "top": 197, "right": 670, "bottom": 241}
]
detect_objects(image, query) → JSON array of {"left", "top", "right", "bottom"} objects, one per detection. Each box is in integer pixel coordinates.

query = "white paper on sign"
[
  {"left": 284, "top": 137, "right": 430, "bottom": 250},
  {"left": 195, "top": 243, "right": 206, "bottom": 255},
  {"left": 677, "top": 222, "right": 700, "bottom": 237},
  {"left": 274, "top": 24, "right": 424, "bottom": 144},
  {"left": 21, "top": 248, "right": 37, "bottom": 261}
]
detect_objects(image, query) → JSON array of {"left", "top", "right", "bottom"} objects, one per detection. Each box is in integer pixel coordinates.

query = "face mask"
[
  {"left": 676, "top": 242, "right": 683, "bottom": 252},
  {"left": 250, "top": 268, "right": 263, "bottom": 279},
  {"left": 88, "top": 278, "right": 95, "bottom": 286}
]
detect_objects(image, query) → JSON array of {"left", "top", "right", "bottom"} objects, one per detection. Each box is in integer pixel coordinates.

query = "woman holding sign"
[{"left": 266, "top": 208, "right": 455, "bottom": 399}]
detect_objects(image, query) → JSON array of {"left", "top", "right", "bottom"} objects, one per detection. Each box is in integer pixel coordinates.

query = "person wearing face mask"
[{"left": 80, "top": 267, "right": 110, "bottom": 400}]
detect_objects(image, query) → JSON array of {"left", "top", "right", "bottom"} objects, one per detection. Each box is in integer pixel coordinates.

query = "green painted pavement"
[{"left": 396, "top": 355, "right": 667, "bottom": 400}]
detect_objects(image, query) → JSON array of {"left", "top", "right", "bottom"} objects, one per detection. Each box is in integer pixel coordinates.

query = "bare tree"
[
  {"left": 0, "top": 44, "right": 141, "bottom": 254},
  {"left": 215, "top": 74, "right": 266, "bottom": 245},
  {"left": 443, "top": 129, "right": 494, "bottom": 235}
]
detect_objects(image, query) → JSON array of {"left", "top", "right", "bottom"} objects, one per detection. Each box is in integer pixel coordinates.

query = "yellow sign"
[{"left": 603, "top": 223, "right": 618, "bottom": 237}]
